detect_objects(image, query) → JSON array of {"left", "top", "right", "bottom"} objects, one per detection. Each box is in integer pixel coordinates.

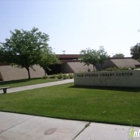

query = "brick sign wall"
[{"left": 74, "top": 70, "right": 140, "bottom": 87}]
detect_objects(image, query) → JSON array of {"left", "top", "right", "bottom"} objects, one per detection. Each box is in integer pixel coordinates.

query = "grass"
[
  {"left": 0, "top": 83, "right": 140, "bottom": 126},
  {"left": 0, "top": 78, "right": 60, "bottom": 88}
]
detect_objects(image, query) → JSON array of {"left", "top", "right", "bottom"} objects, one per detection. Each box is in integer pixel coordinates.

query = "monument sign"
[{"left": 74, "top": 70, "right": 140, "bottom": 87}]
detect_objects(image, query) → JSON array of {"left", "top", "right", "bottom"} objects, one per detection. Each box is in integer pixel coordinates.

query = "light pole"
[{"left": 62, "top": 50, "right": 66, "bottom": 54}]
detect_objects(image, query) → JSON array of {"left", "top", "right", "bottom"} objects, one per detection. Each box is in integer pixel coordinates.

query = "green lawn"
[
  {"left": 0, "top": 83, "right": 140, "bottom": 126},
  {"left": 0, "top": 78, "right": 61, "bottom": 88}
]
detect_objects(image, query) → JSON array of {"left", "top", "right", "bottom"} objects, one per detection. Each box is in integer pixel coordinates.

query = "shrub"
[
  {"left": 50, "top": 74, "right": 56, "bottom": 79},
  {"left": 42, "top": 75, "right": 48, "bottom": 79},
  {"left": 57, "top": 73, "right": 63, "bottom": 79},
  {"left": 105, "top": 67, "right": 130, "bottom": 71},
  {"left": 68, "top": 73, "right": 74, "bottom": 79},
  {"left": 120, "top": 67, "right": 130, "bottom": 70},
  {"left": 63, "top": 74, "right": 68, "bottom": 79},
  {"left": 105, "top": 67, "right": 119, "bottom": 71}
]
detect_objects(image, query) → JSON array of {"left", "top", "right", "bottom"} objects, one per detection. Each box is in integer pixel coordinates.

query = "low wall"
[{"left": 74, "top": 70, "right": 140, "bottom": 87}]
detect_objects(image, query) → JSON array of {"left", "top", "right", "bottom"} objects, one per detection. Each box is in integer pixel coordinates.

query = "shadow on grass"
[
  {"left": 69, "top": 85, "right": 140, "bottom": 92},
  {"left": 0, "top": 78, "right": 41, "bottom": 85}
]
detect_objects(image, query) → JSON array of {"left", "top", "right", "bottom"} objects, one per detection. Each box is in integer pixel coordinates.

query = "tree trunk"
[
  {"left": 44, "top": 69, "right": 47, "bottom": 76},
  {"left": 93, "top": 65, "right": 96, "bottom": 71},
  {"left": 87, "top": 64, "right": 90, "bottom": 72},
  {"left": 26, "top": 67, "right": 31, "bottom": 79}
]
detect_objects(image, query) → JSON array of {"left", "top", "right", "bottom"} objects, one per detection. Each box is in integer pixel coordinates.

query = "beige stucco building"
[
  {"left": 0, "top": 55, "right": 140, "bottom": 81},
  {"left": 0, "top": 65, "right": 44, "bottom": 81}
]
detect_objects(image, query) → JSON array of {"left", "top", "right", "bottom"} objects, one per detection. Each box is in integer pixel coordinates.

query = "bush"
[
  {"left": 105, "top": 67, "right": 130, "bottom": 71},
  {"left": 105, "top": 67, "right": 119, "bottom": 71},
  {"left": 42, "top": 75, "right": 48, "bottom": 79},
  {"left": 120, "top": 67, "right": 130, "bottom": 70},
  {"left": 68, "top": 73, "right": 74, "bottom": 79},
  {"left": 57, "top": 73, "right": 63, "bottom": 79},
  {"left": 63, "top": 74, "right": 68, "bottom": 79},
  {"left": 50, "top": 74, "right": 56, "bottom": 79}
]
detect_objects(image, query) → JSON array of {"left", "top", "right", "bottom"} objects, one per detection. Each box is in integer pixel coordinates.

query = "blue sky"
[{"left": 0, "top": 0, "right": 140, "bottom": 56}]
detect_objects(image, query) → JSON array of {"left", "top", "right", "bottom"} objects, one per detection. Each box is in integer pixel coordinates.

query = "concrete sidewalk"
[
  {"left": 0, "top": 79, "right": 74, "bottom": 94},
  {"left": 0, "top": 112, "right": 140, "bottom": 140}
]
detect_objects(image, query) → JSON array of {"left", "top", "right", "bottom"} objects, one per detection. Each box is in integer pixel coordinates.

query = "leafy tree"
[
  {"left": 39, "top": 47, "right": 60, "bottom": 76},
  {"left": 80, "top": 48, "right": 99, "bottom": 70},
  {"left": 97, "top": 46, "right": 109, "bottom": 68},
  {"left": 80, "top": 46, "right": 108, "bottom": 70},
  {"left": 130, "top": 43, "right": 140, "bottom": 61},
  {"left": 0, "top": 27, "right": 49, "bottom": 79},
  {"left": 112, "top": 53, "right": 125, "bottom": 58}
]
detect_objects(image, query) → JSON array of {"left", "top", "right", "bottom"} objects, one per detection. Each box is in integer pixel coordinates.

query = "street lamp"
[{"left": 62, "top": 50, "right": 66, "bottom": 54}]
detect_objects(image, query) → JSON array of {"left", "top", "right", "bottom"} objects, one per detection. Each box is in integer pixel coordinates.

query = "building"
[
  {"left": 0, "top": 55, "right": 140, "bottom": 81},
  {"left": 46, "top": 54, "right": 93, "bottom": 75},
  {"left": 48, "top": 55, "right": 140, "bottom": 74},
  {"left": 0, "top": 65, "right": 44, "bottom": 81},
  {"left": 102, "top": 57, "right": 140, "bottom": 69},
  {"left": 0, "top": 54, "right": 92, "bottom": 81}
]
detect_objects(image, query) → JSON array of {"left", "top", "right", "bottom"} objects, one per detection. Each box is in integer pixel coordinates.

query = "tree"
[
  {"left": 39, "top": 47, "right": 60, "bottom": 76},
  {"left": 112, "top": 53, "right": 125, "bottom": 58},
  {"left": 80, "top": 48, "right": 99, "bottom": 70},
  {"left": 80, "top": 47, "right": 109, "bottom": 70},
  {"left": 97, "top": 46, "right": 109, "bottom": 68},
  {"left": 0, "top": 27, "right": 49, "bottom": 79},
  {"left": 130, "top": 43, "right": 140, "bottom": 61}
]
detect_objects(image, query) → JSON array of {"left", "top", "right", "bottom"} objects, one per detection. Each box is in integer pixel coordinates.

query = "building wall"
[
  {"left": 102, "top": 60, "right": 117, "bottom": 69},
  {"left": 0, "top": 72, "right": 3, "bottom": 81},
  {"left": 110, "top": 59, "right": 140, "bottom": 68},
  {"left": 102, "top": 58, "right": 140, "bottom": 69},
  {"left": 61, "top": 62, "right": 94, "bottom": 73},
  {"left": 0, "top": 65, "right": 44, "bottom": 81}
]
